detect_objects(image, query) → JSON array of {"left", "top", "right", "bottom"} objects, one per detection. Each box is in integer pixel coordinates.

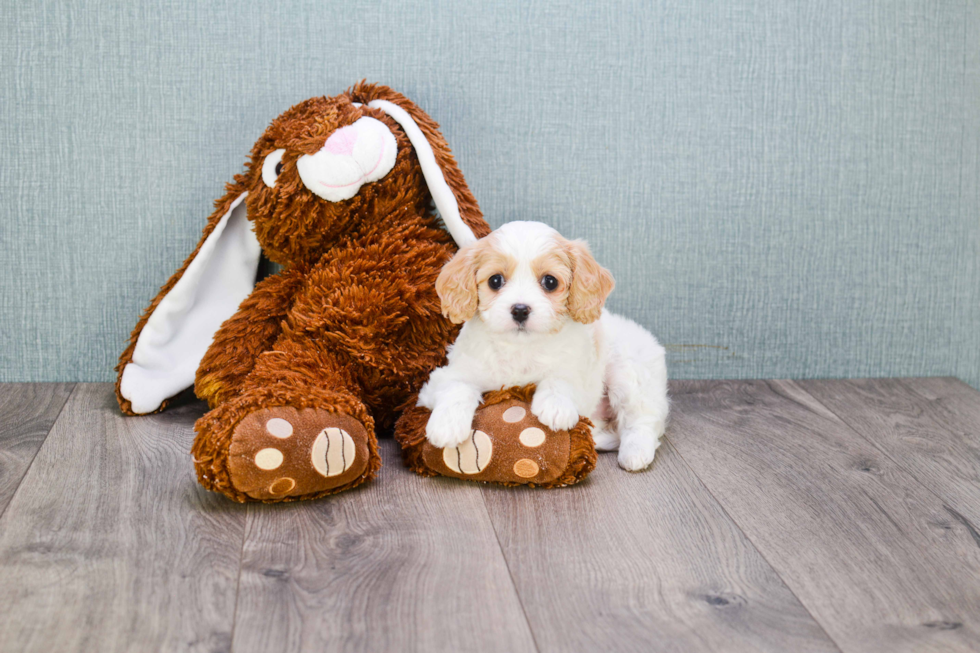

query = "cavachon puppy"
[
  {"left": 116, "top": 83, "right": 492, "bottom": 502},
  {"left": 418, "top": 221, "right": 669, "bottom": 471}
]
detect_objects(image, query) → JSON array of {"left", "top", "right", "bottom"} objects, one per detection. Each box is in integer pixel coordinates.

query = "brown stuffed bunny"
[{"left": 116, "top": 83, "right": 493, "bottom": 502}]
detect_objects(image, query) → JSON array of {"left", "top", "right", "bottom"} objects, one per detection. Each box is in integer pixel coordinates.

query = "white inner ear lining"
[
  {"left": 119, "top": 192, "right": 262, "bottom": 414},
  {"left": 367, "top": 99, "right": 477, "bottom": 248}
]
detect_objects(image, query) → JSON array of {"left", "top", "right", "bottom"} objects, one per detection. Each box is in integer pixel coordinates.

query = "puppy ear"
[
  {"left": 436, "top": 242, "right": 482, "bottom": 324},
  {"left": 346, "top": 82, "right": 491, "bottom": 248},
  {"left": 565, "top": 239, "right": 615, "bottom": 324}
]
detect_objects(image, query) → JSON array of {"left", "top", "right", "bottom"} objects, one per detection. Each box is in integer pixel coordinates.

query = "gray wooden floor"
[{"left": 0, "top": 379, "right": 979, "bottom": 652}]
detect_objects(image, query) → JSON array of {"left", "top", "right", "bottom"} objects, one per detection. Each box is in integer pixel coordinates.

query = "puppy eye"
[
  {"left": 488, "top": 274, "right": 505, "bottom": 291},
  {"left": 541, "top": 275, "right": 559, "bottom": 292},
  {"left": 261, "top": 148, "right": 286, "bottom": 188}
]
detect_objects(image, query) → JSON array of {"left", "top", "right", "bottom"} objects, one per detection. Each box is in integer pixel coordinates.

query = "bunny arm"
[
  {"left": 241, "top": 209, "right": 458, "bottom": 429},
  {"left": 194, "top": 265, "right": 309, "bottom": 409}
]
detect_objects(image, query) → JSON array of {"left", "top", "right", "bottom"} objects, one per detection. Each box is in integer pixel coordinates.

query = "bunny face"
[
  {"left": 117, "top": 84, "right": 491, "bottom": 417},
  {"left": 239, "top": 95, "right": 417, "bottom": 266}
]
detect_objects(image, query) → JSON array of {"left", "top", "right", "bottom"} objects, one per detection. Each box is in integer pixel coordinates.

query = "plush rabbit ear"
[
  {"left": 347, "top": 83, "right": 491, "bottom": 247},
  {"left": 116, "top": 191, "right": 262, "bottom": 415}
]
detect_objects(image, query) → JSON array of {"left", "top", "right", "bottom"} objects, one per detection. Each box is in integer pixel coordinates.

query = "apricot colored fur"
[{"left": 116, "top": 83, "right": 491, "bottom": 502}]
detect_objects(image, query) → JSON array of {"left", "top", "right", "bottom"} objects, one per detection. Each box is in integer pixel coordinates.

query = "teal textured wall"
[{"left": 1, "top": 0, "right": 978, "bottom": 387}]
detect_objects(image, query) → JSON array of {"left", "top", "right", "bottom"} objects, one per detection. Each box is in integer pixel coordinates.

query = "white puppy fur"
[{"left": 418, "top": 221, "right": 669, "bottom": 472}]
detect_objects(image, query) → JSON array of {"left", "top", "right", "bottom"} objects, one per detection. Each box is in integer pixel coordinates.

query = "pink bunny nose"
[{"left": 323, "top": 126, "right": 358, "bottom": 156}]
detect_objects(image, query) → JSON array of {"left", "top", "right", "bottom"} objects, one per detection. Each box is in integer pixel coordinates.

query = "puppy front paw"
[
  {"left": 425, "top": 402, "right": 476, "bottom": 449},
  {"left": 530, "top": 391, "right": 580, "bottom": 431}
]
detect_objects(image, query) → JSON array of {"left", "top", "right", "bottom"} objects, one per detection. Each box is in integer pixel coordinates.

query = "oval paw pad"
[
  {"left": 310, "top": 428, "right": 356, "bottom": 477},
  {"left": 254, "top": 448, "right": 284, "bottom": 470},
  {"left": 518, "top": 427, "right": 546, "bottom": 447},
  {"left": 443, "top": 430, "right": 492, "bottom": 474}
]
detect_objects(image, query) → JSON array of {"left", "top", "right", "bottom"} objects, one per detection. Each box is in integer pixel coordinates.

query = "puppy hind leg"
[
  {"left": 607, "top": 349, "right": 669, "bottom": 472},
  {"left": 592, "top": 422, "right": 620, "bottom": 451},
  {"left": 589, "top": 403, "right": 620, "bottom": 451},
  {"left": 616, "top": 411, "right": 667, "bottom": 472}
]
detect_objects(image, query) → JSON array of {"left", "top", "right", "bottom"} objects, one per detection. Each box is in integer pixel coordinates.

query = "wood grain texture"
[
  {"left": 231, "top": 438, "right": 536, "bottom": 653},
  {"left": 0, "top": 383, "right": 73, "bottom": 515},
  {"left": 668, "top": 379, "right": 980, "bottom": 652},
  {"left": 0, "top": 384, "right": 246, "bottom": 653},
  {"left": 2, "top": 379, "right": 979, "bottom": 652},
  {"left": 800, "top": 378, "right": 980, "bottom": 526},
  {"left": 481, "top": 444, "right": 840, "bottom": 653}
]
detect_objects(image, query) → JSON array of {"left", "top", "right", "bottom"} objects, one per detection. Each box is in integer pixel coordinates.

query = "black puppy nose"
[{"left": 511, "top": 304, "right": 531, "bottom": 323}]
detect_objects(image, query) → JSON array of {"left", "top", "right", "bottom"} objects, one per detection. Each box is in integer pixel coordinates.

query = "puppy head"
[{"left": 436, "top": 221, "right": 615, "bottom": 334}]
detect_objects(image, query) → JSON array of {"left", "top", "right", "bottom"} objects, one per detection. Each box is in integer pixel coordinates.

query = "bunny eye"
[{"left": 261, "top": 149, "right": 286, "bottom": 188}]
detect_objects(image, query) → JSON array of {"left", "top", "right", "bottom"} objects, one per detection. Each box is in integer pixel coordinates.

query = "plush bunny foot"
[
  {"left": 224, "top": 407, "right": 375, "bottom": 501},
  {"left": 193, "top": 400, "right": 380, "bottom": 503},
  {"left": 395, "top": 386, "right": 597, "bottom": 488}
]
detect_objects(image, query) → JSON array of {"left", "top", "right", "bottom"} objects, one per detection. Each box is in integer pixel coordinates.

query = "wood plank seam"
[
  {"left": 0, "top": 383, "right": 76, "bottom": 525},
  {"left": 667, "top": 379, "right": 980, "bottom": 650},
  {"left": 0, "top": 384, "right": 246, "bottom": 652},
  {"left": 226, "top": 503, "right": 252, "bottom": 651},
  {"left": 478, "top": 492, "right": 543, "bottom": 653},
  {"left": 941, "top": 377, "right": 980, "bottom": 394},
  {"left": 659, "top": 437, "right": 846, "bottom": 653},
  {"left": 790, "top": 379, "right": 980, "bottom": 539},
  {"left": 480, "top": 435, "right": 841, "bottom": 652},
  {"left": 229, "top": 439, "right": 538, "bottom": 653}
]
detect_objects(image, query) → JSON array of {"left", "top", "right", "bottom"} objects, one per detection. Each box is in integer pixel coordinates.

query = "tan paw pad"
[
  {"left": 254, "top": 448, "right": 284, "bottom": 470},
  {"left": 265, "top": 418, "right": 294, "bottom": 438},
  {"left": 502, "top": 406, "right": 527, "bottom": 423},
  {"left": 513, "top": 458, "right": 539, "bottom": 478},
  {"left": 310, "top": 428, "right": 356, "bottom": 477},
  {"left": 518, "top": 427, "right": 546, "bottom": 447},
  {"left": 443, "top": 430, "right": 492, "bottom": 474},
  {"left": 268, "top": 477, "right": 296, "bottom": 495}
]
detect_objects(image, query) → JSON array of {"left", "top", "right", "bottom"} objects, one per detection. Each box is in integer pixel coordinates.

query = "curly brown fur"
[
  {"left": 118, "top": 83, "right": 491, "bottom": 502},
  {"left": 393, "top": 405, "right": 441, "bottom": 478},
  {"left": 195, "top": 266, "right": 310, "bottom": 408},
  {"left": 347, "top": 82, "right": 489, "bottom": 242}
]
